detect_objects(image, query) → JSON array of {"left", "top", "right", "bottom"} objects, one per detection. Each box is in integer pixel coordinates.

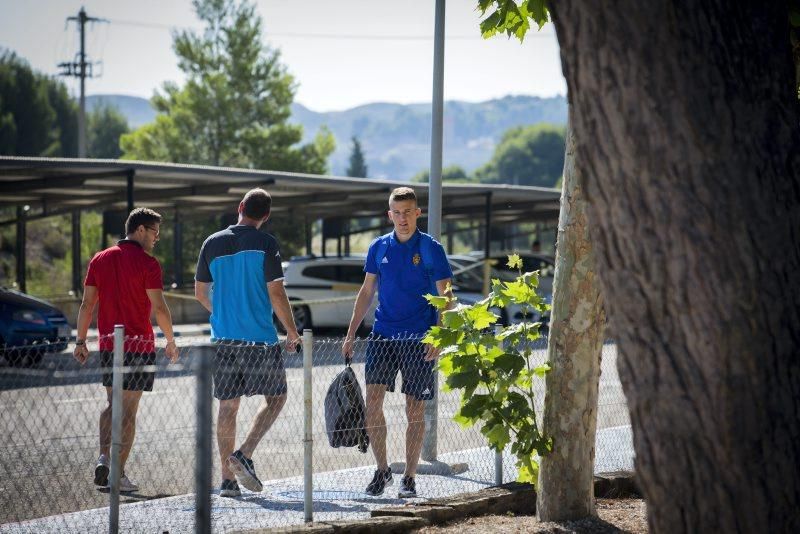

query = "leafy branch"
[{"left": 424, "top": 254, "right": 552, "bottom": 484}]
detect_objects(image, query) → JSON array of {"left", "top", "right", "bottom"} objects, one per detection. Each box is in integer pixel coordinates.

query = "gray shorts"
[{"left": 213, "top": 342, "right": 287, "bottom": 400}]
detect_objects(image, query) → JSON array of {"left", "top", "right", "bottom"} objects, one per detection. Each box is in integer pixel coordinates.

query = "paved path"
[{"left": 0, "top": 426, "right": 634, "bottom": 534}]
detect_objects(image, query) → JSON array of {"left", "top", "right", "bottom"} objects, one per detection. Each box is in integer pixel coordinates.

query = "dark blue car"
[{"left": 0, "top": 288, "right": 71, "bottom": 366}]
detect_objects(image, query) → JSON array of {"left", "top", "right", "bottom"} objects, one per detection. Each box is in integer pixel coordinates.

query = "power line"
[{"left": 106, "top": 18, "right": 553, "bottom": 40}]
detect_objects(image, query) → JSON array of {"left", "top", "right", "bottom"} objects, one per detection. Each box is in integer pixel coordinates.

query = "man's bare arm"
[
  {"left": 346, "top": 273, "right": 378, "bottom": 340},
  {"left": 424, "top": 278, "right": 455, "bottom": 361},
  {"left": 342, "top": 274, "right": 377, "bottom": 360},
  {"left": 73, "top": 286, "right": 99, "bottom": 364},
  {"left": 195, "top": 281, "right": 212, "bottom": 313},
  {"left": 147, "top": 289, "right": 178, "bottom": 362},
  {"left": 267, "top": 280, "right": 300, "bottom": 352}
]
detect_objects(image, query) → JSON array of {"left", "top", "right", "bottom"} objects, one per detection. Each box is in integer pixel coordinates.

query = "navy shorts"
[
  {"left": 101, "top": 351, "right": 156, "bottom": 392},
  {"left": 365, "top": 335, "right": 435, "bottom": 401},
  {"left": 213, "top": 342, "right": 287, "bottom": 400}
]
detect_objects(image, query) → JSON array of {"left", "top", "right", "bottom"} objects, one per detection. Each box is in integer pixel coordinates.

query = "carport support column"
[
  {"left": 303, "top": 329, "right": 314, "bottom": 523},
  {"left": 173, "top": 208, "right": 183, "bottom": 288},
  {"left": 304, "top": 217, "right": 312, "bottom": 256},
  {"left": 71, "top": 211, "right": 81, "bottom": 294},
  {"left": 126, "top": 169, "right": 135, "bottom": 213},
  {"left": 422, "top": 0, "right": 445, "bottom": 463},
  {"left": 482, "top": 192, "right": 493, "bottom": 296},
  {"left": 15, "top": 206, "right": 26, "bottom": 293}
]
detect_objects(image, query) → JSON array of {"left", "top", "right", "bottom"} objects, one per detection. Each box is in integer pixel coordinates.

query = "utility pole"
[
  {"left": 58, "top": 7, "right": 107, "bottom": 158},
  {"left": 58, "top": 8, "right": 107, "bottom": 295}
]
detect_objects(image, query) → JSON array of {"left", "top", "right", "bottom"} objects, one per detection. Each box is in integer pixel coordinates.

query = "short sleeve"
[
  {"left": 264, "top": 237, "right": 284, "bottom": 283},
  {"left": 84, "top": 256, "right": 97, "bottom": 287},
  {"left": 364, "top": 239, "right": 379, "bottom": 274},
  {"left": 145, "top": 258, "right": 163, "bottom": 290},
  {"left": 195, "top": 240, "right": 212, "bottom": 283},
  {"left": 431, "top": 241, "right": 453, "bottom": 282}
]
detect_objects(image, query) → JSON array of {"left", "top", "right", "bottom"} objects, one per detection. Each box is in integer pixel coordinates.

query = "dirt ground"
[{"left": 415, "top": 498, "right": 647, "bottom": 533}]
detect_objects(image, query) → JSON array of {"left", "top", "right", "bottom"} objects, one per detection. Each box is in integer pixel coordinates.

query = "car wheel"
[
  {"left": 274, "top": 304, "right": 312, "bottom": 334},
  {"left": 292, "top": 305, "right": 312, "bottom": 333},
  {"left": 3, "top": 347, "right": 44, "bottom": 367}
]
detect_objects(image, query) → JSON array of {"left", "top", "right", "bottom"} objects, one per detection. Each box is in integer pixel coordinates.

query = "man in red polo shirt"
[{"left": 73, "top": 207, "right": 179, "bottom": 492}]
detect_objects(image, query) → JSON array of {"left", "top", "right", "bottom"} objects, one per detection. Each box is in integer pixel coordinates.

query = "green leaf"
[
  {"left": 424, "top": 293, "right": 450, "bottom": 310},
  {"left": 507, "top": 253, "right": 522, "bottom": 270},
  {"left": 465, "top": 303, "right": 499, "bottom": 329},
  {"left": 533, "top": 363, "right": 551, "bottom": 377},
  {"left": 453, "top": 413, "right": 475, "bottom": 428},
  {"left": 446, "top": 369, "right": 481, "bottom": 391},
  {"left": 441, "top": 309, "right": 464, "bottom": 329},
  {"left": 493, "top": 351, "right": 525, "bottom": 375},
  {"left": 482, "top": 422, "right": 511, "bottom": 450}
]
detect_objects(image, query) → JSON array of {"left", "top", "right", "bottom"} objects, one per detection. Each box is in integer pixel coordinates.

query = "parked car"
[
  {"left": 0, "top": 288, "right": 71, "bottom": 366},
  {"left": 451, "top": 253, "right": 553, "bottom": 325},
  {"left": 277, "top": 254, "right": 537, "bottom": 333},
  {"left": 277, "top": 255, "right": 374, "bottom": 333}
]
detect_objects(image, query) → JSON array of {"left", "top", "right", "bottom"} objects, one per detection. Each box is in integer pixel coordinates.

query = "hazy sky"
[{"left": 0, "top": 0, "right": 566, "bottom": 112}]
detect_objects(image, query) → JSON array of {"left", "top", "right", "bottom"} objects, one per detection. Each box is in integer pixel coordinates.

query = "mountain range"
[{"left": 86, "top": 94, "right": 567, "bottom": 180}]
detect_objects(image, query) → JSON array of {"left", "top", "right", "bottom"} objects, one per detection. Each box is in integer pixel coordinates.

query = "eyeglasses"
[{"left": 144, "top": 226, "right": 160, "bottom": 237}]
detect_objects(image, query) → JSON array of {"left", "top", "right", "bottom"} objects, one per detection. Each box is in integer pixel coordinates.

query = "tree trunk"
[
  {"left": 550, "top": 2, "right": 800, "bottom": 533},
  {"left": 538, "top": 119, "right": 606, "bottom": 521}
]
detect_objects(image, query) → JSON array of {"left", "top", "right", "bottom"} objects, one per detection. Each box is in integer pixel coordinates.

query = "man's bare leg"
[
  {"left": 119, "top": 390, "right": 143, "bottom": 470},
  {"left": 365, "top": 384, "right": 389, "bottom": 470},
  {"left": 239, "top": 394, "right": 287, "bottom": 458},
  {"left": 404, "top": 395, "right": 426, "bottom": 477},
  {"left": 99, "top": 387, "right": 143, "bottom": 470},
  {"left": 217, "top": 397, "right": 241, "bottom": 481},
  {"left": 99, "top": 387, "right": 113, "bottom": 458}
]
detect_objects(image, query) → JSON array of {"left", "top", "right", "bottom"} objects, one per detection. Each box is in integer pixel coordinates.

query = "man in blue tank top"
[
  {"left": 342, "top": 187, "right": 453, "bottom": 498},
  {"left": 195, "top": 188, "right": 301, "bottom": 498}
]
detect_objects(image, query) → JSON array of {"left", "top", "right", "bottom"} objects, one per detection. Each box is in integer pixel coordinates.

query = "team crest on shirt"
[{"left": 412, "top": 253, "right": 421, "bottom": 266}]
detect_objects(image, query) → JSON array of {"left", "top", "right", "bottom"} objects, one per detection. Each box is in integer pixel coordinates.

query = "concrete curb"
[{"left": 233, "top": 473, "right": 637, "bottom": 534}]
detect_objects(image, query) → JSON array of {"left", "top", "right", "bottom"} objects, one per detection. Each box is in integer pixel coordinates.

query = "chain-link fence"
[{"left": 0, "top": 332, "right": 632, "bottom": 533}]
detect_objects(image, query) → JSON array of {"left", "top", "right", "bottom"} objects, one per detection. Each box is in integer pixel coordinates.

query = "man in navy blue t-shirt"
[
  {"left": 343, "top": 186, "right": 453, "bottom": 498},
  {"left": 195, "top": 188, "right": 301, "bottom": 498}
]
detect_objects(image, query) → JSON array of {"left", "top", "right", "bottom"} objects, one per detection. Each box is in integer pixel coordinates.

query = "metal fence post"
[
  {"left": 194, "top": 344, "right": 214, "bottom": 534},
  {"left": 109, "top": 324, "right": 124, "bottom": 534},
  {"left": 494, "top": 324, "right": 503, "bottom": 485},
  {"left": 303, "top": 329, "right": 313, "bottom": 523}
]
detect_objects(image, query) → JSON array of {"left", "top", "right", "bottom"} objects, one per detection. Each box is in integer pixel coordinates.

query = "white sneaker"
[{"left": 119, "top": 474, "right": 139, "bottom": 492}]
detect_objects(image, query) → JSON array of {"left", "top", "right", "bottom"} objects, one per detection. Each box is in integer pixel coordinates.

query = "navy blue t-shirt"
[
  {"left": 365, "top": 230, "right": 452, "bottom": 337},
  {"left": 195, "top": 225, "right": 284, "bottom": 343}
]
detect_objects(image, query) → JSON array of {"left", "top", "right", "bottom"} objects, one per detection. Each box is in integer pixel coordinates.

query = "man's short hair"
[
  {"left": 242, "top": 188, "right": 272, "bottom": 220},
  {"left": 389, "top": 187, "right": 417, "bottom": 206},
  {"left": 125, "top": 208, "right": 162, "bottom": 235}
]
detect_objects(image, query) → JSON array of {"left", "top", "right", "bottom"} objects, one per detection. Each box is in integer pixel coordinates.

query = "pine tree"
[
  {"left": 120, "top": 0, "right": 333, "bottom": 174},
  {"left": 345, "top": 136, "right": 368, "bottom": 178}
]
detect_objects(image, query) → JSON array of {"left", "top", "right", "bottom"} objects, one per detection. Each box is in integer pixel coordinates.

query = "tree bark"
[
  {"left": 550, "top": 2, "right": 800, "bottom": 533},
  {"left": 538, "top": 119, "right": 606, "bottom": 521}
]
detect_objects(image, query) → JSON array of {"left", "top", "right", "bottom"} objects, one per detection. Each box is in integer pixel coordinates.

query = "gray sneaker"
[
  {"left": 94, "top": 454, "right": 109, "bottom": 487},
  {"left": 119, "top": 473, "right": 139, "bottom": 493}
]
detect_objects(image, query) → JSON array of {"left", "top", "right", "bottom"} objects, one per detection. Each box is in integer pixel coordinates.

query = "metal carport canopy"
[{"left": 0, "top": 157, "right": 561, "bottom": 223}]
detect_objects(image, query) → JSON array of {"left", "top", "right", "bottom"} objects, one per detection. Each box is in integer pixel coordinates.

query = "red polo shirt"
[{"left": 85, "top": 239, "right": 163, "bottom": 353}]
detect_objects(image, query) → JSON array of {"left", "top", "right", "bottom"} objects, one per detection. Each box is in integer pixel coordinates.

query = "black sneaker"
[
  {"left": 398, "top": 475, "right": 417, "bottom": 498},
  {"left": 365, "top": 467, "right": 393, "bottom": 496},
  {"left": 220, "top": 479, "right": 241, "bottom": 498},
  {"left": 227, "top": 450, "right": 263, "bottom": 492},
  {"left": 94, "top": 455, "right": 109, "bottom": 487}
]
